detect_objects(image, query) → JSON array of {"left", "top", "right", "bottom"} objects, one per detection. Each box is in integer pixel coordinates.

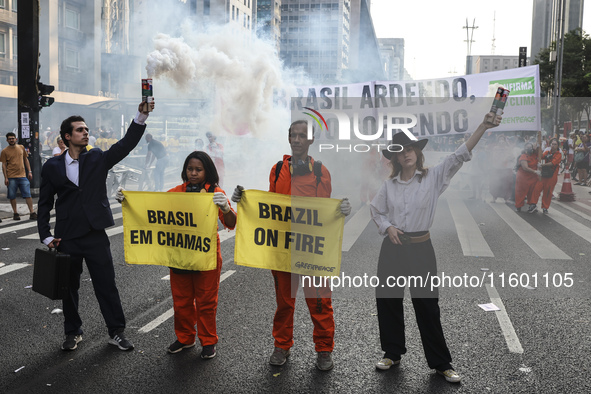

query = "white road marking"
[
  {"left": 542, "top": 208, "right": 591, "bottom": 245},
  {"left": 219, "top": 229, "right": 236, "bottom": 243},
  {"left": 447, "top": 198, "right": 494, "bottom": 257},
  {"left": 552, "top": 200, "right": 591, "bottom": 222},
  {"left": 0, "top": 263, "right": 30, "bottom": 276},
  {"left": 342, "top": 205, "right": 371, "bottom": 252},
  {"left": 488, "top": 202, "right": 571, "bottom": 260},
  {"left": 18, "top": 213, "right": 124, "bottom": 239},
  {"left": 138, "top": 270, "right": 236, "bottom": 333},
  {"left": 573, "top": 201, "right": 591, "bottom": 213},
  {"left": 137, "top": 308, "right": 174, "bottom": 334},
  {"left": 486, "top": 284, "right": 524, "bottom": 354},
  {"left": 2, "top": 217, "right": 55, "bottom": 235}
]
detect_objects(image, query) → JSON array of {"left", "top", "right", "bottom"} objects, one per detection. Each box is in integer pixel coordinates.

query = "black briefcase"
[{"left": 33, "top": 248, "right": 71, "bottom": 300}]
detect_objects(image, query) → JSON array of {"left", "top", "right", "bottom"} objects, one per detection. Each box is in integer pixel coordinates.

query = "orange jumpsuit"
[
  {"left": 167, "top": 182, "right": 235, "bottom": 346},
  {"left": 531, "top": 150, "right": 562, "bottom": 210},
  {"left": 270, "top": 155, "right": 334, "bottom": 352},
  {"left": 515, "top": 153, "right": 539, "bottom": 209}
]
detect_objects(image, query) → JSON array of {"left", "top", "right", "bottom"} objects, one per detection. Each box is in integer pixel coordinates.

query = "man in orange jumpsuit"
[
  {"left": 515, "top": 142, "right": 541, "bottom": 213},
  {"left": 531, "top": 138, "right": 562, "bottom": 214},
  {"left": 232, "top": 120, "right": 351, "bottom": 371}
]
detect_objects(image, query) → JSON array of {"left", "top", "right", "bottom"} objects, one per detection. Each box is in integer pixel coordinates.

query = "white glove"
[
  {"left": 231, "top": 185, "right": 244, "bottom": 203},
  {"left": 213, "top": 192, "right": 231, "bottom": 214},
  {"left": 115, "top": 187, "right": 125, "bottom": 203},
  {"left": 535, "top": 170, "right": 541, "bottom": 177},
  {"left": 340, "top": 198, "right": 351, "bottom": 216}
]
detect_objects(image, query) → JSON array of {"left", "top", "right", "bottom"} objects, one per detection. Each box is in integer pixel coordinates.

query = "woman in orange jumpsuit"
[
  {"left": 531, "top": 138, "right": 562, "bottom": 214},
  {"left": 166, "top": 151, "right": 236, "bottom": 358},
  {"left": 514, "top": 142, "right": 540, "bottom": 213}
]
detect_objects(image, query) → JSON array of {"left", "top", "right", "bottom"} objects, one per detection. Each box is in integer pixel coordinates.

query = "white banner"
[{"left": 290, "top": 65, "right": 541, "bottom": 139}]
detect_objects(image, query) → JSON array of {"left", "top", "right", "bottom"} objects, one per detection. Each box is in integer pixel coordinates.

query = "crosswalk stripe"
[
  {"left": 543, "top": 208, "right": 591, "bottom": 245},
  {"left": 447, "top": 198, "right": 494, "bottom": 257},
  {"left": 552, "top": 200, "right": 591, "bottom": 222},
  {"left": 0, "top": 217, "right": 55, "bottom": 235},
  {"left": 488, "top": 202, "right": 571, "bottom": 260},
  {"left": 573, "top": 201, "right": 591, "bottom": 212},
  {"left": 0, "top": 263, "right": 30, "bottom": 276},
  {"left": 138, "top": 270, "right": 236, "bottom": 333},
  {"left": 18, "top": 213, "right": 124, "bottom": 240},
  {"left": 342, "top": 205, "right": 371, "bottom": 252},
  {"left": 219, "top": 229, "right": 236, "bottom": 243},
  {"left": 486, "top": 284, "right": 524, "bottom": 354}
]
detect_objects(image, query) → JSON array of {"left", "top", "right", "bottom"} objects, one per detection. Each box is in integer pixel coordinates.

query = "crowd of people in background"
[
  {"left": 35, "top": 124, "right": 223, "bottom": 193},
  {"left": 442, "top": 128, "right": 591, "bottom": 213}
]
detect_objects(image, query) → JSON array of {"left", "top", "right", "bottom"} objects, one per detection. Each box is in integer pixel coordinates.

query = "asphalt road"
[{"left": 1, "top": 181, "right": 591, "bottom": 393}]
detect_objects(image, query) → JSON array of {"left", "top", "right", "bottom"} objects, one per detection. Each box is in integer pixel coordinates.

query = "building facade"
[
  {"left": 256, "top": 0, "right": 281, "bottom": 50},
  {"left": 471, "top": 55, "right": 531, "bottom": 74},
  {"left": 531, "top": 0, "right": 584, "bottom": 62},
  {"left": 279, "top": 0, "right": 352, "bottom": 84},
  {"left": 378, "top": 38, "right": 404, "bottom": 81}
]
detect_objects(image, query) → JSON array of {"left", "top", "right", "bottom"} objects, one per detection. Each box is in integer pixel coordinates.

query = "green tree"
[{"left": 535, "top": 28, "right": 591, "bottom": 131}]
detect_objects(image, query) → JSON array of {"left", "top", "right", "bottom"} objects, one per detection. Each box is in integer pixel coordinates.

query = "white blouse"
[{"left": 370, "top": 143, "right": 472, "bottom": 235}]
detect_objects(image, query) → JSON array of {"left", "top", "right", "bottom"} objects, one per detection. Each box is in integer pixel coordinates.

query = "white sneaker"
[
  {"left": 375, "top": 358, "right": 400, "bottom": 370},
  {"left": 437, "top": 368, "right": 462, "bottom": 383}
]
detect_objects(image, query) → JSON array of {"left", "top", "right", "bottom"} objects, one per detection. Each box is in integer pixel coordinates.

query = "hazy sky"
[{"left": 371, "top": 0, "right": 591, "bottom": 80}]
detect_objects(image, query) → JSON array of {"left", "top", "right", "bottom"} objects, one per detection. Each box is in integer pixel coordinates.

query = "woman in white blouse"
[
  {"left": 370, "top": 112, "right": 501, "bottom": 383},
  {"left": 52, "top": 137, "right": 67, "bottom": 156}
]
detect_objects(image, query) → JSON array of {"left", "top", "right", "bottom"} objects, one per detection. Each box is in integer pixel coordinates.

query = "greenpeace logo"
[{"left": 489, "top": 77, "right": 535, "bottom": 95}]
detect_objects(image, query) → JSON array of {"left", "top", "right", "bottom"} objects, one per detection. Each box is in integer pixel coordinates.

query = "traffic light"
[{"left": 37, "top": 82, "right": 55, "bottom": 108}]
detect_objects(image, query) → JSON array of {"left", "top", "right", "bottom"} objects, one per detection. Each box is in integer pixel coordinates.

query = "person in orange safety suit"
[
  {"left": 530, "top": 138, "right": 562, "bottom": 214},
  {"left": 515, "top": 141, "right": 541, "bottom": 213},
  {"left": 118, "top": 151, "right": 236, "bottom": 358},
  {"left": 231, "top": 120, "right": 351, "bottom": 371}
]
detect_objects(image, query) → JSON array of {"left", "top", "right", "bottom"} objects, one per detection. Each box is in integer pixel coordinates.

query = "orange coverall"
[
  {"left": 269, "top": 155, "right": 334, "bottom": 352},
  {"left": 531, "top": 150, "right": 562, "bottom": 210},
  {"left": 515, "top": 153, "right": 539, "bottom": 209},
  {"left": 167, "top": 182, "right": 235, "bottom": 346}
]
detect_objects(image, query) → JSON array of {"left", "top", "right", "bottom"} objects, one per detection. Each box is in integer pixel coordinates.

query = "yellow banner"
[
  {"left": 122, "top": 191, "right": 218, "bottom": 271},
  {"left": 234, "top": 190, "right": 344, "bottom": 276}
]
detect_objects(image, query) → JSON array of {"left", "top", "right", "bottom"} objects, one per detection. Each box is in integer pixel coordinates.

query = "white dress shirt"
[
  {"left": 64, "top": 150, "right": 80, "bottom": 186},
  {"left": 370, "top": 143, "right": 472, "bottom": 235}
]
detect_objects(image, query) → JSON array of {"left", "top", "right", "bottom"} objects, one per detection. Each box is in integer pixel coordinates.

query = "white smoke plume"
[{"left": 145, "top": 22, "right": 300, "bottom": 139}]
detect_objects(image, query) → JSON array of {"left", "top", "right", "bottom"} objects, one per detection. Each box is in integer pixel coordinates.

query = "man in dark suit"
[{"left": 37, "top": 101, "right": 154, "bottom": 351}]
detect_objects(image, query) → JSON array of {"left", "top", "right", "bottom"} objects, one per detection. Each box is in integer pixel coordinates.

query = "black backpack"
[{"left": 274, "top": 159, "right": 323, "bottom": 186}]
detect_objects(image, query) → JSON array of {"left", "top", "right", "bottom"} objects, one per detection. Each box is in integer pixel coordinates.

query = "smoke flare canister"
[
  {"left": 490, "top": 87, "right": 504, "bottom": 114},
  {"left": 141, "top": 78, "right": 153, "bottom": 112},
  {"left": 496, "top": 89, "right": 510, "bottom": 114}
]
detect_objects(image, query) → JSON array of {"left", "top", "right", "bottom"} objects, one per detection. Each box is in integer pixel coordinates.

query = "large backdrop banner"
[
  {"left": 286, "top": 65, "right": 541, "bottom": 140},
  {"left": 122, "top": 191, "right": 218, "bottom": 271},
  {"left": 234, "top": 190, "right": 345, "bottom": 277}
]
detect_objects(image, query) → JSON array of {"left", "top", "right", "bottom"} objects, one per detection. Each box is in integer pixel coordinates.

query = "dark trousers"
[
  {"left": 59, "top": 229, "right": 126, "bottom": 337},
  {"left": 375, "top": 236, "right": 452, "bottom": 370},
  {"left": 154, "top": 156, "right": 168, "bottom": 191}
]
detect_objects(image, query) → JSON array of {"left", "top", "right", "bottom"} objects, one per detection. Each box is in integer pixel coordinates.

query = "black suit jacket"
[{"left": 37, "top": 121, "right": 146, "bottom": 242}]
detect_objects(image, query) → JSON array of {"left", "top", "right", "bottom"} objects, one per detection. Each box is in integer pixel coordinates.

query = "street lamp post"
[{"left": 553, "top": 0, "right": 567, "bottom": 139}]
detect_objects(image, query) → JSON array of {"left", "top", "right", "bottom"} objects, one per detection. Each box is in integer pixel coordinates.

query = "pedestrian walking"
[
  {"left": 515, "top": 142, "right": 541, "bottom": 213},
  {"left": 530, "top": 138, "right": 562, "bottom": 214},
  {"left": 0, "top": 132, "right": 37, "bottom": 221},
  {"left": 145, "top": 133, "right": 168, "bottom": 191},
  {"left": 205, "top": 132, "right": 225, "bottom": 187},
  {"left": 574, "top": 134, "right": 590, "bottom": 186}
]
